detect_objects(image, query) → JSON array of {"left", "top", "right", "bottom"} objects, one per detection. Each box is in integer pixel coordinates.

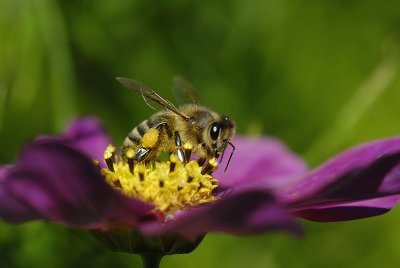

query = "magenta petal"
[
  {"left": 37, "top": 117, "right": 112, "bottom": 165},
  {"left": 0, "top": 180, "right": 40, "bottom": 222},
  {"left": 214, "top": 136, "right": 308, "bottom": 191},
  {"left": 0, "top": 140, "right": 152, "bottom": 228},
  {"left": 280, "top": 136, "right": 400, "bottom": 221},
  {"left": 0, "top": 165, "right": 14, "bottom": 183},
  {"left": 292, "top": 195, "right": 400, "bottom": 222},
  {"left": 283, "top": 137, "right": 400, "bottom": 203},
  {"left": 379, "top": 165, "right": 400, "bottom": 193},
  {"left": 64, "top": 117, "right": 112, "bottom": 162},
  {"left": 140, "top": 189, "right": 301, "bottom": 240}
]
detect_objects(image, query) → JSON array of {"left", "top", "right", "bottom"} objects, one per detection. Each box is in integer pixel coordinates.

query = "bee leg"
[
  {"left": 134, "top": 148, "right": 151, "bottom": 162},
  {"left": 155, "top": 122, "right": 173, "bottom": 138},
  {"left": 174, "top": 131, "right": 186, "bottom": 163},
  {"left": 135, "top": 127, "right": 163, "bottom": 162}
]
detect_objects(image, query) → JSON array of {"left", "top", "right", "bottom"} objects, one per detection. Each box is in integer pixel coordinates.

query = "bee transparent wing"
[
  {"left": 116, "top": 77, "right": 190, "bottom": 120},
  {"left": 172, "top": 75, "right": 201, "bottom": 105}
]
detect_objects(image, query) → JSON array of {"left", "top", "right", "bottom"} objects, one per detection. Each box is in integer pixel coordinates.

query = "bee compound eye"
[{"left": 209, "top": 123, "right": 220, "bottom": 140}]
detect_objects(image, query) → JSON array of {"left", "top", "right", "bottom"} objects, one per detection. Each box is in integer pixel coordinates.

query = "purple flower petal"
[
  {"left": 0, "top": 140, "right": 152, "bottom": 228},
  {"left": 37, "top": 117, "right": 112, "bottom": 165},
  {"left": 379, "top": 165, "right": 400, "bottom": 193},
  {"left": 0, "top": 165, "right": 14, "bottom": 183},
  {"left": 281, "top": 137, "right": 400, "bottom": 221},
  {"left": 64, "top": 117, "right": 112, "bottom": 162},
  {"left": 214, "top": 136, "right": 308, "bottom": 192},
  {"left": 292, "top": 195, "right": 400, "bottom": 222},
  {"left": 0, "top": 176, "right": 40, "bottom": 222},
  {"left": 140, "top": 188, "right": 301, "bottom": 240}
]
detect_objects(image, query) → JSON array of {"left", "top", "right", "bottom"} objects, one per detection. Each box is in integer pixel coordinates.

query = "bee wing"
[
  {"left": 172, "top": 75, "right": 201, "bottom": 105},
  {"left": 116, "top": 77, "right": 190, "bottom": 120}
]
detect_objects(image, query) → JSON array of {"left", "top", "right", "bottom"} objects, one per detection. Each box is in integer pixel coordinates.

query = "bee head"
[
  {"left": 182, "top": 105, "right": 236, "bottom": 170},
  {"left": 207, "top": 116, "right": 236, "bottom": 158}
]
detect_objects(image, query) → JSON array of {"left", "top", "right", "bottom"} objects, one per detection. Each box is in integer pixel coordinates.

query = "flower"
[
  {"left": 284, "top": 137, "right": 400, "bottom": 221},
  {"left": 214, "top": 136, "right": 400, "bottom": 222},
  {"left": 2, "top": 117, "right": 400, "bottom": 265},
  {"left": 0, "top": 117, "right": 302, "bottom": 258}
]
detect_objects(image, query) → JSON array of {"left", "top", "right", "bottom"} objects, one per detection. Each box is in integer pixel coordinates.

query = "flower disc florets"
[{"left": 100, "top": 144, "right": 219, "bottom": 215}]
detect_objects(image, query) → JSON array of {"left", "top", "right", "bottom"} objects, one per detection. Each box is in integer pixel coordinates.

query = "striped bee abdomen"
[
  {"left": 126, "top": 119, "right": 150, "bottom": 146},
  {"left": 124, "top": 114, "right": 168, "bottom": 147}
]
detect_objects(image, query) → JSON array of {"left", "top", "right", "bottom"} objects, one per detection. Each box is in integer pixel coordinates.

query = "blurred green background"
[{"left": 1, "top": 0, "right": 400, "bottom": 267}]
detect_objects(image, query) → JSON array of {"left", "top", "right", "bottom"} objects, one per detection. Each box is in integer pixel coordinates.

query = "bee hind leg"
[
  {"left": 132, "top": 123, "right": 172, "bottom": 163},
  {"left": 135, "top": 126, "right": 163, "bottom": 162},
  {"left": 134, "top": 148, "right": 152, "bottom": 162}
]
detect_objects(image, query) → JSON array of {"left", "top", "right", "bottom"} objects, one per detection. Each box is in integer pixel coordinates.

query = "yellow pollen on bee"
[
  {"left": 101, "top": 144, "right": 219, "bottom": 214},
  {"left": 141, "top": 128, "right": 159, "bottom": 148}
]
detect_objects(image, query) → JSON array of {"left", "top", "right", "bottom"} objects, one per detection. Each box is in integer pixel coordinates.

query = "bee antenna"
[{"left": 224, "top": 141, "right": 235, "bottom": 172}]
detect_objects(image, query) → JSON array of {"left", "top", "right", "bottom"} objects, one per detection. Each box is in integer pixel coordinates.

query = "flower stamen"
[
  {"left": 126, "top": 148, "right": 135, "bottom": 173},
  {"left": 201, "top": 158, "right": 218, "bottom": 175},
  {"left": 100, "top": 144, "right": 220, "bottom": 215},
  {"left": 183, "top": 142, "right": 192, "bottom": 161},
  {"left": 104, "top": 145, "right": 116, "bottom": 172}
]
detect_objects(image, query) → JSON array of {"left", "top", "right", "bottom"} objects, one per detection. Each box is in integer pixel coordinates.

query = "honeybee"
[{"left": 116, "top": 76, "right": 236, "bottom": 171}]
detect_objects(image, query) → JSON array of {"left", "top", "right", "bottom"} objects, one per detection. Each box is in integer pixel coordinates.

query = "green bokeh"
[{"left": 1, "top": 0, "right": 400, "bottom": 267}]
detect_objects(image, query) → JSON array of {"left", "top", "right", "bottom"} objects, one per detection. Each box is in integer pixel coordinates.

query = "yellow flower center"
[{"left": 99, "top": 144, "right": 219, "bottom": 214}]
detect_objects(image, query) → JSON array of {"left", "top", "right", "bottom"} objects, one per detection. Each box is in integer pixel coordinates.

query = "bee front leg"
[{"left": 174, "top": 131, "right": 187, "bottom": 163}]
